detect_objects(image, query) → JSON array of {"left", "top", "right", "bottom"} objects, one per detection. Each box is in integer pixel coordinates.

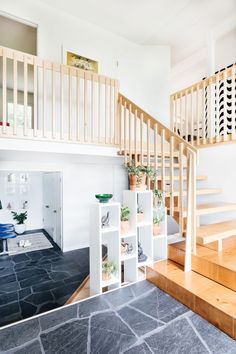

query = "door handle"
[
  {"left": 45, "top": 205, "right": 50, "bottom": 208},
  {"left": 53, "top": 210, "right": 57, "bottom": 213}
]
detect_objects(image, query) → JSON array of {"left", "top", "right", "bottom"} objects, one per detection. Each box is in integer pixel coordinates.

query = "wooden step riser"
[
  {"left": 147, "top": 265, "right": 236, "bottom": 340},
  {"left": 168, "top": 244, "right": 236, "bottom": 292}
]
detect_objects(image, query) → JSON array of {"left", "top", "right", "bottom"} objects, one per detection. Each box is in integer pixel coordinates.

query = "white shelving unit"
[
  {"left": 90, "top": 202, "right": 121, "bottom": 295},
  {"left": 90, "top": 192, "right": 168, "bottom": 295},
  {"left": 153, "top": 209, "right": 168, "bottom": 262}
]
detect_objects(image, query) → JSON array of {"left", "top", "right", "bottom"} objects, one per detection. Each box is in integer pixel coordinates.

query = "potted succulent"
[
  {"left": 137, "top": 204, "right": 144, "bottom": 223},
  {"left": 11, "top": 211, "right": 27, "bottom": 234},
  {"left": 120, "top": 206, "right": 130, "bottom": 234},
  {"left": 102, "top": 260, "right": 117, "bottom": 281},
  {"left": 124, "top": 161, "right": 146, "bottom": 190},
  {"left": 153, "top": 214, "right": 164, "bottom": 236}
]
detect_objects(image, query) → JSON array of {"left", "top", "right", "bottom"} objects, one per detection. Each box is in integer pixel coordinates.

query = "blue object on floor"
[{"left": 0, "top": 223, "right": 16, "bottom": 255}]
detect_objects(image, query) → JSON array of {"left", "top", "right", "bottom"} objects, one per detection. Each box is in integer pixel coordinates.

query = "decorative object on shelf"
[
  {"left": 22, "top": 201, "right": 28, "bottom": 210},
  {"left": 120, "top": 242, "right": 134, "bottom": 256},
  {"left": 6, "top": 202, "right": 12, "bottom": 210},
  {"left": 7, "top": 173, "right": 15, "bottom": 184},
  {"left": 19, "top": 173, "right": 29, "bottom": 184},
  {"left": 120, "top": 206, "right": 130, "bottom": 234},
  {"left": 101, "top": 212, "right": 110, "bottom": 228},
  {"left": 138, "top": 242, "right": 147, "bottom": 262},
  {"left": 102, "top": 260, "right": 117, "bottom": 281},
  {"left": 153, "top": 189, "right": 165, "bottom": 236},
  {"left": 95, "top": 194, "right": 113, "bottom": 203},
  {"left": 11, "top": 211, "right": 27, "bottom": 234},
  {"left": 137, "top": 204, "right": 144, "bottom": 223},
  {"left": 67, "top": 51, "right": 98, "bottom": 73}
]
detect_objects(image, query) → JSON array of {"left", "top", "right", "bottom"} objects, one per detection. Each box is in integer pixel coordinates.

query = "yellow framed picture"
[{"left": 67, "top": 51, "right": 98, "bottom": 73}]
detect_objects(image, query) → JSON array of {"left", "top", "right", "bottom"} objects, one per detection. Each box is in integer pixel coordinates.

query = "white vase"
[{"left": 14, "top": 224, "right": 26, "bottom": 235}]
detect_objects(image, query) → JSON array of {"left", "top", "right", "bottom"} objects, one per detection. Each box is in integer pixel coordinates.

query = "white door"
[{"left": 43, "top": 172, "right": 62, "bottom": 249}]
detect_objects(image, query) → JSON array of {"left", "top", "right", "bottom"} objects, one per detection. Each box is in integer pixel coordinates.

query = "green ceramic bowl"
[{"left": 95, "top": 194, "right": 113, "bottom": 203}]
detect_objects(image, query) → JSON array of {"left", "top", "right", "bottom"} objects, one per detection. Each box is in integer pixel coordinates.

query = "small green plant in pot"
[
  {"left": 153, "top": 214, "right": 164, "bottom": 236},
  {"left": 102, "top": 260, "right": 117, "bottom": 281},
  {"left": 11, "top": 211, "right": 27, "bottom": 234},
  {"left": 137, "top": 204, "right": 144, "bottom": 223},
  {"left": 124, "top": 161, "right": 146, "bottom": 191},
  {"left": 120, "top": 206, "right": 130, "bottom": 234}
]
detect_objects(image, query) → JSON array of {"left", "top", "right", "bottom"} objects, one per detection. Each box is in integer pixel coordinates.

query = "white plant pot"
[{"left": 14, "top": 224, "right": 26, "bottom": 235}]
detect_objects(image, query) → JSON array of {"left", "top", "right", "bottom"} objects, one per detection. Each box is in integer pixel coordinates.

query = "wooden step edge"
[
  {"left": 168, "top": 243, "right": 236, "bottom": 292},
  {"left": 165, "top": 188, "right": 223, "bottom": 197},
  {"left": 197, "top": 221, "right": 236, "bottom": 245},
  {"left": 147, "top": 260, "right": 236, "bottom": 339},
  {"left": 175, "top": 203, "right": 236, "bottom": 217}
]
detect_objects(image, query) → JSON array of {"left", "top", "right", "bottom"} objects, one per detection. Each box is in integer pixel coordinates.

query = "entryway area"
[{"left": 0, "top": 170, "right": 89, "bottom": 327}]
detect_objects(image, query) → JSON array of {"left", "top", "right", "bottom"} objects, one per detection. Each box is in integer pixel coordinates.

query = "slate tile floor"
[
  {"left": 0, "top": 280, "right": 235, "bottom": 353},
  {"left": 0, "top": 230, "right": 89, "bottom": 327}
]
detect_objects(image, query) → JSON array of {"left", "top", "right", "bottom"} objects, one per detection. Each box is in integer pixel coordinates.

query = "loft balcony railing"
[
  {"left": 170, "top": 64, "right": 236, "bottom": 147},
  {"left": 0, "top": 45, "right": 198, "bottom": 272},
  {"left": 0, "top": 45, "right": 119, "bottom": 145}
]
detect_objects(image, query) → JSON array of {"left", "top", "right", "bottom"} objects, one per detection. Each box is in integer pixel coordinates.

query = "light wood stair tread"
[
  {"left": 158, "top": 175, "right": 207, "bottom": 181},
  {"left": 165, "top": 188, "right": 222, "bottom": 197},
  {"left": 197, "top": 220, "right": 236, "bottom": 244},
  {"left": 175, "top": 202, "right": 236, "bottom": 217},
  {"left": 147, "top": 260, "right": 236, "bottom": 339}
]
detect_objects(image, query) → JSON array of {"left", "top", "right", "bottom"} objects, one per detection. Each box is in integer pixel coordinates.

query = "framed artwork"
[{"left": 66, "top": 51, "right": 98, "bottom": 73}]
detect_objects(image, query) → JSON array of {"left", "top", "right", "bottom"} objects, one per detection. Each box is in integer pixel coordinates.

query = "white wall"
[
  {"left": 0, "top": 0, "right": 170, "bottom": 125},
  {"left": 0, "top": 171, "right": 43, "bottom": 230},
  {"left": 171, "top": 25, "right": 236, "bottom": 93},
  {"left": 197, "top": 145, "right": 236, "bottom": 225}
]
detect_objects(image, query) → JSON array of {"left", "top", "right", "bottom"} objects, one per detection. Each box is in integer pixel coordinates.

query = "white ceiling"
[{"left": 40, "top": 0, "right": 236, "bottom": 65}]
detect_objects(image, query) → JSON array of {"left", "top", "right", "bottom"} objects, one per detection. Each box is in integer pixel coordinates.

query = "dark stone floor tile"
[
  {"left": 129, "top": 280, "right": 156, "bottom": 297},
  {"left": 0, "top": 291, "right": 18, "bottom": 305},
  {"left": 14, "top": 261, "right": 32, "bottom": 271},
  {"left": 56, "top": 295, "right": 71, "bottom": 306},
  {"left": 158, "top": 290, "right": 189, "bottom": 322},
  {"left": 20, "top": 301, "right": 38, "bottom": 318},
  {"left": 145, "top": 318, "right": 208, "bottom": 354},
  {"left": 0, "top": 266, "right": 14, "bottom": 277},
  {"left": 129, "top": 288, "right": 159, "bottom": 319},
  {"left": 41, "top": 319, "right": 88, "bottom": 354},
  {"left": 63, "top": 272, "right": 87, "bottom": 285},
  {"left": 0, "top": 301, "right": 20, "bottom": 318},
  {"left": 103, "top": 286, "right": 135, "bottom": 308},
  {"left": 118, "top": 306, "right": 163, "bottom": 336},
  {"left": 0, "top": 273, "right": 16, "bottom": 286},
  {"left": 78, "top": 295, "right": 110, "bottom": 318},
  {"left": 189, "top": 313, "right": 236, "bottom": 354},
  {"left": 124, "top": 342, "right": 152, "bottom": 353},
  {"left": 0, "top": 318, "right": 40, "bottom": 351},
  {"left": 24, "top": 290, "right": 54, "bottom": 305},
  {"left": 27, "top": 251, "right": 43, "bottom": 260},
  {"left": 51, "top": 282, "right": 79, "bottom": 299},
  {"left": 40, "top": 304, "right": 77, "bottom": 331},
  {"left": 0, "top": 280, "right": 20, "bottom": 293},
  {"left": 90, "top": 311, "right": 137, "bottom": 353},
  {"left": 0, "top": 312, "right": 22, "bottom": 327},
  {"left": 12, "top": 254, "right": 30, "bottom": 263},
  {"left": 12, "top": 340, "right": 42, "bottom": 354},
  {"left": 19, "top": 287, "right": 31, "bottom": 300},
  {"left": 37, "top": 302, "right": 61, "bottom": 314},
  {"left": 49, "top": 271, "right": 71, "bottom": 281},
  {"left": 16, "top": 268, "right": 47, "bottom": 281},
  {"left": 20, "top": 274, "right": 51, "bottom": 288},
  {"left": 32, "top": 280, "right": 64, "bottom": 292}
]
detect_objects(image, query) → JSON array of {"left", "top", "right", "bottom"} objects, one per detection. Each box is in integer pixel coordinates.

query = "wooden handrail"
[{"left": 119, "top": 93, "right": 198, "bottom": 272}]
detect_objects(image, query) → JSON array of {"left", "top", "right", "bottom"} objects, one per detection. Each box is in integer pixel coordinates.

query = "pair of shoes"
[{"left": 18, "top": 240, "right": 31, "bottom": 248}]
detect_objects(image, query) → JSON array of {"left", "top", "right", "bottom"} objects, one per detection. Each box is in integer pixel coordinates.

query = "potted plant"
[
  {"left": 124, "top": 161, "right": 146, "bottom": 191},
  {"left": 102, "top": 260, "right": 117, "bottom": 281},
  {"left": 120, "top": 206, "right": 130, "bottom": 234},
  {"left": 11, "top": 211, "right": 27, "bottom": 234},
  {"left": 153, "top": 189, "right": 164, "bottom": 208},
  {"left": 153, "top": 214, "right": 164, "bottom": 236},
  {"left": 137, "top": 204, "right": 144, "bottom": 223}
]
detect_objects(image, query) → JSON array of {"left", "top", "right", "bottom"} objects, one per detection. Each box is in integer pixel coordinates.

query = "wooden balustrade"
[
  {"left": 119, "top": 93, "right": 198, "bottom": 271},
  {"left": 171, "top": 64, "right": 236, "bottom": 147},
  {"left": 0, "top": 46, "right": 119, "bottom": 146}
]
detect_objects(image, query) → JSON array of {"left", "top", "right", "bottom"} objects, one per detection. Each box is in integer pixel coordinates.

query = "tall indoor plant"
[{"left": 11, "top": 211, "right": 27, "bottom": 234}]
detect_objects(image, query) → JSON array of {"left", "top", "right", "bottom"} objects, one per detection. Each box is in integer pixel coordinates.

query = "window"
[{"left": 7, "top": 103, "right": 32, "bottom": 129}]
